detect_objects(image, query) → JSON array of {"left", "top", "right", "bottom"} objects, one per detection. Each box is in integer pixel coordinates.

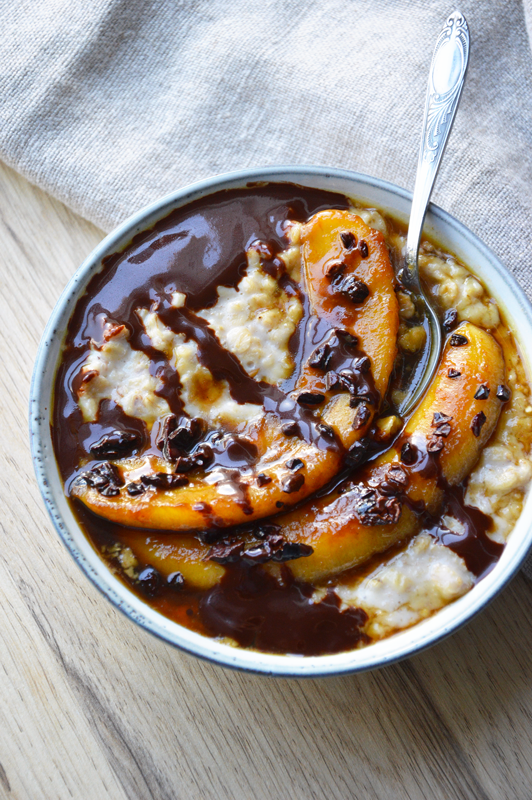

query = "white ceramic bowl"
[{"left": 30, "top": 166, "right": 532, "bottom": 677}]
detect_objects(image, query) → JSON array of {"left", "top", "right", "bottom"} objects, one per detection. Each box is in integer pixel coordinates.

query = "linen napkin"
[{"left": 1, "top": 0, "right": 532, "bottom": 576}]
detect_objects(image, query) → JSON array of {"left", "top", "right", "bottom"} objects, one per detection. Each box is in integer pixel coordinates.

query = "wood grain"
[{"left": 1, "top": 158, "right": 532, "bottom": 800}]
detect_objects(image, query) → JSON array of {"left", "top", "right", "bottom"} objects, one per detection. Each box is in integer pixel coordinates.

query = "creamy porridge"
[{"left": 52, "top": 185, "right": 532, "bottom": 655}]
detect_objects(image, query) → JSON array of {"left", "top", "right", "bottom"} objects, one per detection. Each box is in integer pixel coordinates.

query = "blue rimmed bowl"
[{"left": 30, "top": 166, "right": 532, "bottom": 677}]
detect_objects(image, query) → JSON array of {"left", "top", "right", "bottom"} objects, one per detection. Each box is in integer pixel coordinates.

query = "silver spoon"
[{"left": 399, "top": 10, "right": 470, "bottom": 415}]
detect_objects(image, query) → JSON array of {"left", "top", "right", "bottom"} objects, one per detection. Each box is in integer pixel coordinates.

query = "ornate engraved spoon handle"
[
  {"left": 400, "top": 10, "right": 470, "bottom": 416},
  {"left": 405, "top": 10, "right": 470, "bottom": 281}
]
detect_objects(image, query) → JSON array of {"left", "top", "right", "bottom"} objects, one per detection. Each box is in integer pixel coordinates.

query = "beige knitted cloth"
[{"left": 2, "top": 0, "right": 532, "bottom": 575}]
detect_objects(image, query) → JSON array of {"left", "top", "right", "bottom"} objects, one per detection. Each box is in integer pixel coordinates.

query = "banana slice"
[
  {"left": 72, "top": 211, "right": 399, "bottom": 530},
  {"left": 115, "top": 531, "right": 225, "bottom": 590},
  {"left": 282, "top": 322, "right": 506, "bottom": 583},
  {"left": 299, "top": 209, "right": 399, "bottom": 395},
  {"left": 295, "top": 210, "right": 400, "bottom": 450}
]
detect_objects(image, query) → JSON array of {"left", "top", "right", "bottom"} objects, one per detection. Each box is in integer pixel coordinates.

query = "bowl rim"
[{"left": 30, "top": 164, "right": 532, "bottom": 677}]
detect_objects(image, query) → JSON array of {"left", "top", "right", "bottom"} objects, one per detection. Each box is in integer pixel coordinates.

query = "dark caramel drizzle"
[
  {"left": 395, "top": 437, "right": 503, "bottom": 579},
  {"left": 80, "top": 501, "right": 369, "bottom": 656},
  {"left": 199, "top": 566, "right": 369, "bottom": 656},
  {"left": 154, "top": 301, "right": 340, "bottom": 452},
  {"left": 53, "top": 185, "right": 350, "bottom": 484},
  {"left": 159, "top": 303, "right": 266, "bottom": 406},
  {"left": 423, "top": 486, "right": 503, "bottom": 579}
]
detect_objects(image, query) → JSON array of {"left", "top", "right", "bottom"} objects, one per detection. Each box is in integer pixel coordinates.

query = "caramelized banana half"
[
  {"left": 283, "top": 322, "right": 505, "bottom": 582},
  {"left": 115, "top": 322, "right": 505, "bottom": 588},
  {"left": 72, "top": 211, "right": 399, "bottom": 529},
  {"left": 296, "top": 209, "right": 399, "bottom": 449},
  {"left": 299, "top": 209, "right": 399, "bottom": 393}
]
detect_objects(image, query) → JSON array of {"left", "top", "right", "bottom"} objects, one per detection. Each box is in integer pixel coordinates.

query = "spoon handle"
[{"left": 405, "top": 10, "right": 470, "bottom": 283}]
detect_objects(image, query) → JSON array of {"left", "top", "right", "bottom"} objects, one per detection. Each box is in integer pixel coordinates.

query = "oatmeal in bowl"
[{"left": 31, "top": 167, "right": 532, "bottom": 675}]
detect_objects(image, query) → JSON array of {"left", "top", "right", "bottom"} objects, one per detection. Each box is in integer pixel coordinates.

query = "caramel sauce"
[
  {"left": 200, "top": 566, "right": 370, "bottom": 656},
  {"left": 424, "top": 485, "right": 503, "bottom": 579}
]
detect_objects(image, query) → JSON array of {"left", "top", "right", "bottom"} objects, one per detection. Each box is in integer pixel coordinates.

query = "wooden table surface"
[{"left": 2, "top": 158, "right": 532, "bottom": 800}]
